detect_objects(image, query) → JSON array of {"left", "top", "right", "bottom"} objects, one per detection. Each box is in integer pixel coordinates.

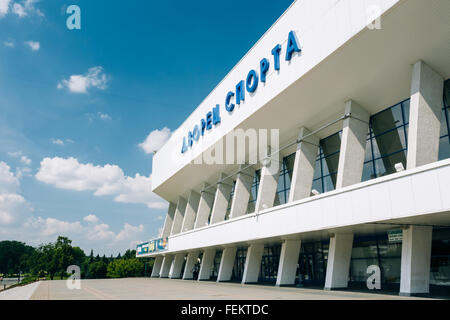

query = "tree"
[
  {"left": 88, "top": 260, "right": 108, "bottom": 279},
  {"left": 0, "top": 241, "right": 35, "bottom": 275},
  {"left": 106, "top": 258, "right": 144, "bottom": 278},
  {"left": 54, "top": 236, "right": 75, "bottom": 279}
]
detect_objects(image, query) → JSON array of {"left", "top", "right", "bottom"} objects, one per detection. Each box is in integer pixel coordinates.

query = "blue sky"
[{"left": 0, "top": 0, "right": 293, "bottom": 255}]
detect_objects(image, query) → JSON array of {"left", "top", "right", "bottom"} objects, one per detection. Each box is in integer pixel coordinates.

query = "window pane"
[
  {"left": 440, "top": 108, "right": 448, "bottom": 138},
  {"left": 374, "top": 128, "right": 407, "bottom": 158},
  {"left": 362, "top": 161, "right": 375, "bottom": 182},
  {"left": 313, "top": 159, "right": 321, "bottom": 180},
  {"left": 439, "top": 137, "right": 450, "bottom": 161},
  {"left": 312, "top": 179, "right": 322, "bottom": 194},
  {"left": 323, "top": 175, "right": 336, "bottom": 193}
]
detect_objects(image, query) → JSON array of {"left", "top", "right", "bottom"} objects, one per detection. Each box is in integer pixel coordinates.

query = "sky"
[{"left": 0, "top": 0, "right": 294, "bottom": 256}]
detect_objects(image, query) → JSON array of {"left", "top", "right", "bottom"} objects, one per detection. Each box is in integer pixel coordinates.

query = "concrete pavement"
[{"left": 25, "top": 278, "right": 436, "bottom": 300}]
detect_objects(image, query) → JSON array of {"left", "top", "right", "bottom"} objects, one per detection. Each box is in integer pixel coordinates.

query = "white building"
[{"left": 137, "top": 0, "right": 450, "bottom": 296}]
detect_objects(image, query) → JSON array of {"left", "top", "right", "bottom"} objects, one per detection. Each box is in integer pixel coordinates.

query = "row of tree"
[{"left": 0, "top": 236, "right": 153, "bottom": 279}]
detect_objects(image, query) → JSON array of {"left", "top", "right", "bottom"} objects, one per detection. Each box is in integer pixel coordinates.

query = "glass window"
[
  {"left": 259, "top": 245, "right": 281, "bottom": 283},
  {"left": 246, "top": 170, "right": 261, "bottom": 214},
  {"left": 224, "top": 181, "right": 236, "bottom": 221},
  {"left": 439, "top": 79, "right": 450, "bottom": 161},
  {"left": 312, "top": 132, "right": 342, "bottom": 193},
  {"left": 274, "top": 153, "right": 295, "bottom": 206},
  {"left": 231, "top": 248, "right": 247, "bottom": 282},
  {"left": 362, "top": 99, "right": 410, "bottom": 181},
  {"left": 210, "top": 251, "right": 222, "bottom": 280},
  {"left": 430, "top": 228, "right": 450, "bottom": 286}
]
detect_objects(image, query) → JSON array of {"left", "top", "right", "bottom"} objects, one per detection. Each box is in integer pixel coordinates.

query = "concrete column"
[
  {"left": 336, "top": 100, "right": 370, "bottom": 189},
  {"left": 170, "top": 197, "right": 187, "bottom": 235},
  {"left": 324, "top": 234, "right": 354, "bottom": 290},
  {"left": 183, "top": 251, "right": 200, "bottom": 280},
  {"left": 181, "top": 190, "right": 201, "bottom": 232},
  {"left": 160, "top": 255, "right": 174, "bottom": 278},
  {"left": 289, "top": 128, "right": 320, "bottom": 201},
  {"left": 255, "top": 147, "right": 281, "bottom": 211},
  {"left": 198, "top": 249, "right": 216, "bottom": 281},
  {"left": 242, "top": 244, "right": 264, "bottom": 284},
  {"left": 407, "top": 60, "right": 444, "bottom": 169},
  {"left": 161, "top": 202, "right": 177, "bottom": 238},
  {"left": 229, "top": 165, "right": 255, "bottom": 219},
  {"left": 169, "top": 253, "right": 185, "bottom": 279},
  {"left": 276, "top": 240, "right": 301, "bottom": 286},
  {"left": 151, "top": 256, "right": 164, "bottom": 278},
  {"left": 210, "top": 173, "right": 234, "bottom": 224},
  {"left": 400, "top": 226, "right": 433, "bottom": 296},
  {"left": 194, "top": 184, "right": 216, "bottom": 229},
  {"left": 217, "top": 247, "right": 237, "bottom": 282}
]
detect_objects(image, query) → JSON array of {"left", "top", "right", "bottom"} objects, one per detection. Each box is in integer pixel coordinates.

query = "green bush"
[{"left": 106, "top": 258, "right": 144, "bottom": 278}]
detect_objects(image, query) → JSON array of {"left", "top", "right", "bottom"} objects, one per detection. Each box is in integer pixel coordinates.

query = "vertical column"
[
  {"left": 181, "top": 191, "right": 201, "bottom": 232},
  {"left": 217, "top": 247, "right": 237, "bottom": 282},
  {"left": 242, "top": 244, "right": 264, "bottom": 284},
  {"left": 324, "top": 234, "right": 354, "bottom": 290},
  {"left": 289, "top": 127, "right": 320, "bottom": 201},
  {"left": 183, "top": 251, "right": 200, "bottom": 280},
  {"left": 229, "top": 165, "right": 255, "bottom": 219},
  {"left": 151, "top": 256, "right": 164, "bottom": 278},
  {"left": 336, "top": 100, "right": 370, "bottom": 189},
  {"left": 169, "top": 253, "right": 185, "bottom": 279},
  {"left": 407, "top": 60, "right": 444, "bottom": 169},
  {"left": 194, "top": 184, "right": 216, "bottom": 229},
  {"left": 198, "top": 249, "right": 216, "bottom": 281},
  {"left": 210, "top": 173, "right": 233, "bottom": 224},
  {"left": 276, "top": 240, "right": 301, "bottom": 286},
  {"left": 161, "top": 202, "right": 177, "bottom": 238},
  {"left": 255, "top": 147, "right": 281, "bottom": 211},
  {"left": 400, "top": 226, "right": 433, "bottom": 296},
  {"left": 170, "top": 197, "right": 187, "bottom": 235},
  {"left": 160, "top": 255, "right": 174, "bottom": 278}
]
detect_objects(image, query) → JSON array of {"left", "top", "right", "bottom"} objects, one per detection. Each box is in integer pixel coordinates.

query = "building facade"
[{"left": 137, "top": 0, "right": 450, "bottom": 296}]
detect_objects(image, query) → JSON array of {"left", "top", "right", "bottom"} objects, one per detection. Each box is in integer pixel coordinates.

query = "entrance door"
[{"left": 297, "top": 241, "right": 328, "bottom": 286}]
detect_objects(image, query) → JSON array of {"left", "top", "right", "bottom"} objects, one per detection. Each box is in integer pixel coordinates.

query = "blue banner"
[{"left": 136, "top": 237, "right": 168, "bottom": 256}]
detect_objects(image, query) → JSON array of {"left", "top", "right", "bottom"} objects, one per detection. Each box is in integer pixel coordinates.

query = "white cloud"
[
  {"left": 139, "top": 127, "right": 172, "bottom": 154},
  {"left": 7, "top": 151, "right": 32, "bottom": 168},
  {"left": 7, "top": 151, "right": 22, "bottom": 158},
  {"left": 20, "top": 216, "right": 145, "bottom": 254},
  {"left": 40, "top": 217, "right": 83, "bottom": 236},
  {"left": 25, "top": 40, "right": 40, "bottom": 51},
  {"left": 0, "top": 162, "right": 20, "bottom": 194},
  {"left": 0, "top": 162, "right": 33, "bottom": 226},
  {"left": 12, "top": 2, "right": 25, "bottom": 17},
  {"left": 35, "top": 157, "right": 167, "bottom": 209},
  {"left": 16, "top": 167, "right": 32, "bottom": 179},
  {"left": 115, "top": 223, "right": 144, "bottom": 241},
  {"left": 51, "top": 138, "right": 74, "bottom": 146},
  {"left": 4, "top": 41, "right": 14, "bottom": 47},
  {"left": 58, "top": 66, "right": 109, "bottom": 94},
  {"left": 98, "top": 112, "right": 111, "bottom": 121},
  {"left": 20, "top": 155, "right": 31, "bottom": 165},
  {"left": 12, "top": 0, "right": 42, "bottom": 18},
  {"left": 0, "top": 0, "right": 11, "bottom": 18},
  {"left": 87, "top": 223, "right": 115, "bottom": 241},
  {"left": 83, "top": 214, "right": 99, "bottom": 224},
  {"left": 0, "top": 161, "right": 148, "bottom": 255},
  {"left": 51, "top": 138, "right": 64, "bottom": 146}
]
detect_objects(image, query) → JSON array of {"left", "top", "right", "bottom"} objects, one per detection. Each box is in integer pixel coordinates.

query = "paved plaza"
[{"left": 0, "top": 278, "right": 436, "bottom": 300}]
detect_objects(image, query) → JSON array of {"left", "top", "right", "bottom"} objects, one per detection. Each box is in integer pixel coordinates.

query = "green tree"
[
  {"left": 0, "top": 241, "right": 35, "bottom": 275},
  {"left": 106, "top": 258, "right": 144, "bottom": 278}
]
